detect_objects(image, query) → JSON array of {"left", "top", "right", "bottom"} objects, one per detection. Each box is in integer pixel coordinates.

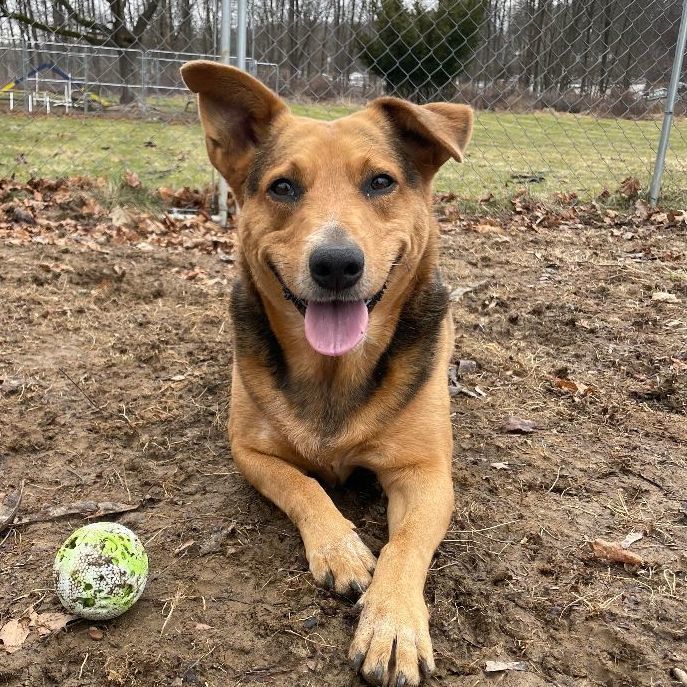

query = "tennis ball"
[{"left": 53, "top": 522, "right": 148, "bottom": 620}]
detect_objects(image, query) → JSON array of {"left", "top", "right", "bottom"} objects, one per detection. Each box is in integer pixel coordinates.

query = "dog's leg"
[
  {"left": 232, "top": 445, "right": 377, "bottom": 596},
  {"left": 349, "top": 463, "right": 453, "bottom": 686}
]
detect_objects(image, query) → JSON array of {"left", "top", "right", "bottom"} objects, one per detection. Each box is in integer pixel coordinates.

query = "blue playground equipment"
[{"left": 1, "top": 62, "right": 80, "bottom": 92}]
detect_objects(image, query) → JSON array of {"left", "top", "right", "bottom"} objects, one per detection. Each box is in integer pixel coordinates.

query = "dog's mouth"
[{"left": 268, "top": 263, "right": 392, "bottom": 357}]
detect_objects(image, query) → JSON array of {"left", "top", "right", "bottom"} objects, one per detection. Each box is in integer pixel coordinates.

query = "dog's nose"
[{"left": 309, "top": 244, "right": 365, "bottom": 291}]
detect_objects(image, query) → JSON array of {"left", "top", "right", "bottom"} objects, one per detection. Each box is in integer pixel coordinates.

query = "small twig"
[
  {"left": 58, "top": 367, "right": 102, "bottom": 413},
  {"left": 14, "top": 500, "right": 141, "bottom": 526},
  {"left": 78, "top": 653, "right": 89, "bottom": 679},
  {"left": 160, "top": 588, "right": 184, "bottom": 636},
  {"left": 284, "top": 628, "right": 336, "bottom": 648},
  {"left": 548, "top": 466, "right": 563, "bottom": 493},
  {"left": 449, "top": 520, "right": 517, "bottom": 534}
]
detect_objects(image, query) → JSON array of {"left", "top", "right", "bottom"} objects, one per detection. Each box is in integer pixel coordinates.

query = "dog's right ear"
[{"left": 181, "top": 61, "right": 288, "bottom": 202}]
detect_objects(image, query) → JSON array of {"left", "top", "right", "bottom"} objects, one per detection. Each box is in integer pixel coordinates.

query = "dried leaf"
[
  {"left": 123, "top": 170, "right": 141, "bottom": 188},
  {"left": 195, "top": 623, "right": 213, "bottom": 631},
  {"left": 30, "top": 611, "right": 76, "bottom": 637},
  {"left": 651, "top": 291, "right": 680, "bottom": 304},
  {"left": 110, "top": 206, "right": 133, "bottom": 228},
  {"left": 449, "top": 280, "right": 488, "bottom": 302},
  {"left": 473, "top": 223, "right": 503, "bottom": 234},
  {"left": 634, "top": 199, "right": 651, "bottom": 221},
  {"left": 590, "top": 538, "right": 643, "bottom": 566},
  {"left": 503, "top": 416, "right": 536, "bottom": 434},
  {"left": 618, "top": 176, "right": 641, "bottom": 199},
  {"left": 485, "top": 660, "right": 528, "bottom": 673},
  {"left": 490, "top": 462, "right": 511, "bottom": 471},
  {"left": 174, "top": 539, "right": 196, "bottom": 556},
  {"left": 621, "top": 531, "right": 644, "bottom": 549},
  {"left": 553, "top": 377, "right": 598, "bottom": 397},
  {"left": 0, "top": 618, "right": 30, "bottom": 654}
]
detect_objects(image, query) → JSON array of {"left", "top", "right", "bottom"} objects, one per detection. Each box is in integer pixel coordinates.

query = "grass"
[{"left": 2, "top": 99, "right": 686, "bottom": 207}]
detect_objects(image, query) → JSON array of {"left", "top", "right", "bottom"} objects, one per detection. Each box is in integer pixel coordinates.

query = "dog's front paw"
[
  {"left": 349, "top": 585, "right": 434, "bottom": 686},
  {"left": 307, "top": 530, "right": 376, "bottom": 597}
]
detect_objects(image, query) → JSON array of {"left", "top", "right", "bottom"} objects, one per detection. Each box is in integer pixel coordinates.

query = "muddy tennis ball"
[{"left": 53, "top": 522, "right": 148, "bottom": 620}]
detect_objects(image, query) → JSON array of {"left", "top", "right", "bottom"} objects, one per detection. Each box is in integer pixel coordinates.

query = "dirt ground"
[{"left": 1, "top": 180, "right": 686, "bottom": 687}]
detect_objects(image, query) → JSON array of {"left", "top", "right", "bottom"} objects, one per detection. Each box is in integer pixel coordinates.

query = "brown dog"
[{"left": 181, "top": 61, "right": 472, "bottom": 686}]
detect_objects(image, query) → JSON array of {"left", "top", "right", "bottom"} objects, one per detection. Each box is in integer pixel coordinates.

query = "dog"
[{"left": 181, "top": 61, "right": 473, "bottom": 686}]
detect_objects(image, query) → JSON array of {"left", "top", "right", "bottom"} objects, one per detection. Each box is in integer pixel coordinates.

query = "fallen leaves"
[
  {"left": 589, "top": 538, "right": 643, "bottom": 566},
  {"left": 0, "top": 178, "right": 233, "bottom": 259},
  {"left": 503, "top": 416, "right": 536, "bottom": 434},
  {"left": 123, "top": 169, "right": 141, "bottom": 188},
  {"left": 158, "top": 185, "right": 215, "bottom": 210},
  {"left": 553, "top": 376, "right": 599, "bottom": 398},
  {"left": 0, "top": 611, "right": 76, "bottom": 654},
  {"left": 618, "top": 176, "right": 641, "bottom": 199},
  {"left": 0, "top": 618, "right": 30, "bottom": 654}
]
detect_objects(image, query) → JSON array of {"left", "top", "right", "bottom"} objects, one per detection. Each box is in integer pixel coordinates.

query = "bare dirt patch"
[{"left": 1, "top": 181, "right": 685, "bottom": 686}]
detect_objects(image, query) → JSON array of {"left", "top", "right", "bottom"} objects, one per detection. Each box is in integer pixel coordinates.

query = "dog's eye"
[
  {"left": 364, "top": 174, "right": 396, "bottom": 197},
  {"left": 268, "top": 178, "right": 300, "bottom": 202}
]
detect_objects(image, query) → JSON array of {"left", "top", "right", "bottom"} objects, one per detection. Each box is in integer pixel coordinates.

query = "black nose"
[{"left": 309, "top": 244, "right": 365, "bottom": 291}]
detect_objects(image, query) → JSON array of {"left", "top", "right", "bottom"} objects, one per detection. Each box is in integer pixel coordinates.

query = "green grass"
[{"left": 2, "top": 102, "right": 686, "bottom": 207}]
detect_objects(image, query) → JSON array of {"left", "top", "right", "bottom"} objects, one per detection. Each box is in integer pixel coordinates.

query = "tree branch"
[
  {"left": 3, "top": 11, "right": 109, "bottom": 46},
  {"left": 133, "top": 0, "right": 164, "bottom": 39},
  {"left": 53, "top": 0, "right": 111, "bottom": 36}
]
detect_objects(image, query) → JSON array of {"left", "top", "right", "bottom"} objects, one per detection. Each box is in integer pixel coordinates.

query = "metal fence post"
[
  {"left": 140, "top": 51, "right": 148, "bottom": 112},
  {"left": 217, "top": 0, "right": 232, "bottom": 227},
  {"left": 237, "top": 0, "right": 247, "bottom": 72},
  {"left": 83, "top": 52, "right": 89, "bottom": 114},
  {"left": 649, "top": 0, "right": 687, "bottom": 206},
  {"left": 21, "top": 39, "right": 28, "bottom": 112}
]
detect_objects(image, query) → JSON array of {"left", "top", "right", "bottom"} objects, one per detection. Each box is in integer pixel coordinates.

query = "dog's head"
[{"left": 181, "top": 61, "right": 472, "bottom": 357}]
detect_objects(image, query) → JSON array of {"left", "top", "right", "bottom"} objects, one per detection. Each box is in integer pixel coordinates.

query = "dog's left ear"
[
  {"left": 181, "top": 60, "right": 288, "bottom": 202},
  {"left": 370, "top": 97, "right": 473, "bottom": 181}
]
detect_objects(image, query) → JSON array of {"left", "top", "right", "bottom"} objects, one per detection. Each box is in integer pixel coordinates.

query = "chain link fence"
[{"left": 1, "top": 0, "right": 686, "bottom": 205}]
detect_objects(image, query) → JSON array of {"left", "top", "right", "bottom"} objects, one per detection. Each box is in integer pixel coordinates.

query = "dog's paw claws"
[
  {"left": 308, "top": 530, "right": 376, "bottom": 596},
  {"left": 363, "top": 663, "right": 384, "bottom": 686},
  {"left": 419, "top": 657, "right": 433, "bottom": 678},
  {"left": 323, "top": 570, "right": 334, "bottom": 590},
  {"left": 349, "top": 585, "right": 433, "bottom": 686},
  {"left": 351, "top": 651, "right": 365, "bottom": 673}
]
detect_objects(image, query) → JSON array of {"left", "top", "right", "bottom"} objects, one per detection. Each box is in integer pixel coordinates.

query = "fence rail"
[{"left": 0, "top": 0, "right": 686, "bottom": 205}]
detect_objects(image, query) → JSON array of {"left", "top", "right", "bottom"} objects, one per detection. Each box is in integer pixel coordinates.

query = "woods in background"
[{"left": 1, "top": 0, "right": 684, "bottom": 104}]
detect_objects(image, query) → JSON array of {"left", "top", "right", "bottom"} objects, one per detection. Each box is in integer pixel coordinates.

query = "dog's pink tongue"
[{"left": 304, "top": 300, "right": 369, "bottom": 356}]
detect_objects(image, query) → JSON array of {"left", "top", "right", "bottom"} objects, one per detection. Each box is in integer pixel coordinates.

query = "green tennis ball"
[{"left": 54, "top": 522, "right": 149, "bottom": 620}]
